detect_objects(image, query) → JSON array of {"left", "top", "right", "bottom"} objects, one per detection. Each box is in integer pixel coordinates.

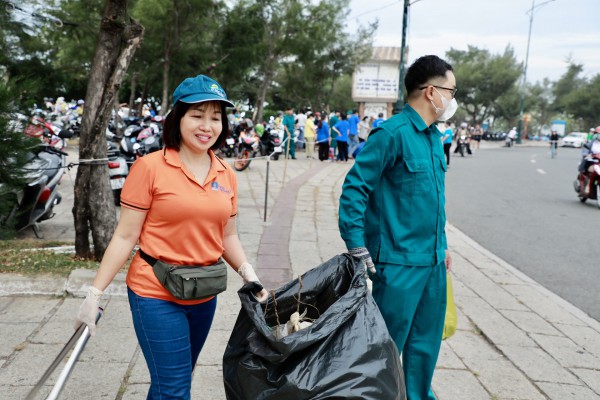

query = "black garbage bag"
[{"left": 223, "top": 254, "right": 406, "bottom": 400}]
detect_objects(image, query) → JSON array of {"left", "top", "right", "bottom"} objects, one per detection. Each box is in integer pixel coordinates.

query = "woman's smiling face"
[{"left": 179, "top": 101, "right": 223, "bottom": 154}]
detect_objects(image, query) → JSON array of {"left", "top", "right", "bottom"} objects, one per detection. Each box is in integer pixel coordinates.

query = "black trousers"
[
  {"left": 337, "top": 141, "right": 349, "bottom": 161},
  {"left": 318, "top": 142, "right": 330, "bottom": 161},
  {"left": 443, "top": 143, "right": 451, "bottom": 165}
]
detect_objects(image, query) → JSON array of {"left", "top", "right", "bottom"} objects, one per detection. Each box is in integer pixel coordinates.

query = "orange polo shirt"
[{"left": 121, "top": 147, "right": 237, "bottom": 305}]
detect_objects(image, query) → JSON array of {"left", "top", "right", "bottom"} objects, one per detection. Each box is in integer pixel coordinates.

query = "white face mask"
[{"left": 431, "top": 87, "right": 458, "bottom": 122}]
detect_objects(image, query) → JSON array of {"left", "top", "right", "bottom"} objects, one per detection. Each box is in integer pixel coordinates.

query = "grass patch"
[{"left": 0, "top": 240, "right": 98, "bottom": 277}]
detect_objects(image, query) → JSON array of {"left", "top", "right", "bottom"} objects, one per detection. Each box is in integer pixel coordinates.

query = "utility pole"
[
  {"left": 393, "top": 0, "right": 410, "bottom": 114},
  {"left": 517, "top": 0, "right": 556, "bottom": 144}
]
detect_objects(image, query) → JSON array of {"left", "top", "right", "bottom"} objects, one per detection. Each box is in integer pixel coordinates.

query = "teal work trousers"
[
  {"left": 370, "top": 261, "right": 447, "bottom": 400},
  {"left": 283, "top": 133, "right": 295, "bottom": 158}
]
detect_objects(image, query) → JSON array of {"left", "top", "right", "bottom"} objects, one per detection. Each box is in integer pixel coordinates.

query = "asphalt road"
[{"left": 445, "top": 142, "right": 599, "bottom": 322}]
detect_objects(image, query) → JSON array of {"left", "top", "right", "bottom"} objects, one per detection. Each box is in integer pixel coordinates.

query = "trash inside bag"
[{"left": 223, "top": 254, "right": 406, "bottom": 400}]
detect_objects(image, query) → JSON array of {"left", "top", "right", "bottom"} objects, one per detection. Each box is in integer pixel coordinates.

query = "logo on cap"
[{"left": 210, "top": 84, "right": 225, "bottom": 98}]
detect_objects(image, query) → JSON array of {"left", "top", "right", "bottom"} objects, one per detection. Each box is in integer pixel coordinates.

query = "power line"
[{"left": 349, "top": 0, "right": 402, "bottom": 19}]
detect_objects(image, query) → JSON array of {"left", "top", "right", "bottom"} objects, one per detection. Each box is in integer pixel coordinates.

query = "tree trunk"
[
  {"left": 255, "top": 63, "right": 275, "bottom": 124},
  {"left": 74, "top": 0, "right": 144, "bottom": 260},
  {"left": 160, "top": 1, "right": 179, "bottom": 116},
  {"left": 160, "top": 52, "right": 170, "bottom": 116},
  {"left": 128, "top": 70, "right": 138, "bottom": 112}
]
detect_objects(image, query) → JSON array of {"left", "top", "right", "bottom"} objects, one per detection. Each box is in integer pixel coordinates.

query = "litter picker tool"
[{"left": 25, "top": 306, "right": 104, "bottom": 400}]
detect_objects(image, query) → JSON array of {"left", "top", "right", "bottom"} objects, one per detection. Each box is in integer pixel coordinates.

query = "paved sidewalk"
[{"left": 1, "top": 152, "right": 600, "bottom": 399}]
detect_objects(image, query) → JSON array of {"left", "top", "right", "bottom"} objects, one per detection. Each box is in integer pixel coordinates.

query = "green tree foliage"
[
  {"left": 0, "top": 1, "right": 64, "bottom": 103},
  {"left": 552, "top": 62, "right": 585, "bottom": 114},
  {"left": 275, "top": 0, "right": 376, "bottom": 114},
  {"left": 0, "top": 79, "right": 40, "bottom": 238},
  {"left": 130, "top": 0, "right": 225, "bottom": 115},
  {"left": 42, "top": 0, "right": 104, "bottom": 98},
  {"left": 214, "top": 0, "right": 265, "bottom": 106},
  {"left": 552, "top": 62, "right": 599, "bottom": 130},
  {"left": 446, "top": 45, "right": 522, "bottom": 126}
]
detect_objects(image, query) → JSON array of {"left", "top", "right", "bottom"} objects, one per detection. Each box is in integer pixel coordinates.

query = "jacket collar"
[{"left": 403, "top": 104, "right": 443, "bottom": 137}]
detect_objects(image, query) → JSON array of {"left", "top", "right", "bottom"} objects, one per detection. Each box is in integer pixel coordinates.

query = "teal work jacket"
[{"left": 339, "top": 104, "right": 448, "bottom": 267}]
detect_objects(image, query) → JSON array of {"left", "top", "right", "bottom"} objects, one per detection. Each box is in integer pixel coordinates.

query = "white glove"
[
  {"left": 238, "top": 262, "right": 269, "bottom": 302},
  {"left": 74, "top": 286, "right": 102, "bottom": 336},
  {"left": 349, "top": 247, "right": 376, "bottom": 274}
]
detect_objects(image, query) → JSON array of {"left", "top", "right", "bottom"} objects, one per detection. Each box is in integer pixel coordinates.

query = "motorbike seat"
[{"left": 38, "top": 152, "right": 61, "bottom": 180}]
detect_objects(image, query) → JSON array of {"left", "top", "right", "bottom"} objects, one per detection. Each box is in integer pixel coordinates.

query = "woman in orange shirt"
[{"left": 74, "top": 75, "right": 268, "bottom": 399}]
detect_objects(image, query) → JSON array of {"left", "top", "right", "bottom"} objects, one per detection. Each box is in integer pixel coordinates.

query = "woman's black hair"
[{"left": 162, "top": 101, "right": 230, "bottom": 151}]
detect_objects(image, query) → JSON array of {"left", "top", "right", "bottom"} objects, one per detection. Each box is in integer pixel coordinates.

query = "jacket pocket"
[
  {"left": 438, "top": 156, "right": 448, "bottom": 172},
  {"left": 401, "top": 158, "right": 431, "bottom": 195}
]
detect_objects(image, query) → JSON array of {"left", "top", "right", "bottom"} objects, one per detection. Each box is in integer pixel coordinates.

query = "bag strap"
[{"left": 139, "top": 249, "right": 157, "bottom": 266}]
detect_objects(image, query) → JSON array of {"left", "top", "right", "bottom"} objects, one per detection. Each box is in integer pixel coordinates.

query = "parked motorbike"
[
  {"left": 107, "top": 139, "right": 129, "bottom": 206},
  {"left": 258, "top": 126, "right": 282, "bottom": 160},
  {"left": 573, "top": 154, "right": 600, "bottom": 208},
  {"left": 24, "top": 115, "right": 73, "bottom": 150},
  {"left": 1, "top": 143, "right": 68, "bottom": 236},
  {"left": 233, "top": 134, "right": 259, "bottom": 171},
  {"left": 218, "top": 132, "right": 238, "bottom": 158}
]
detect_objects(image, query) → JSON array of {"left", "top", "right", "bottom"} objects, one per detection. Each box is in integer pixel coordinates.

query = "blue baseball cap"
[{"left": 172, "top": 75, "right": 234, "bottom": 107}]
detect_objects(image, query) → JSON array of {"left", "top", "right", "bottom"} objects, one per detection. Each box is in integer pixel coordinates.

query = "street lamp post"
[
  {"left": 393, "top": 0, "right": 410, "bottom": 114},
  {"left": 517, "top": 0, "right": 556, "bottom": 144}
]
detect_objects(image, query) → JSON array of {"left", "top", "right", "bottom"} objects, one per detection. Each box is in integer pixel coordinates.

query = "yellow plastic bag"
[{"left": 442, "top": 273, "right": 457, "bottom": 340}]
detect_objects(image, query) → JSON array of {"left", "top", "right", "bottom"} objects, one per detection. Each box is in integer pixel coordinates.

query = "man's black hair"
[{"left": 404, "top": 55, "right": 453, "bottom": 97}]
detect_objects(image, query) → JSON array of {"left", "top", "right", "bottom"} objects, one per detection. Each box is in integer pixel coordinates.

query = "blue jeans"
[{"left": 128, "top": 288, "right": 217, "bottom": 400}]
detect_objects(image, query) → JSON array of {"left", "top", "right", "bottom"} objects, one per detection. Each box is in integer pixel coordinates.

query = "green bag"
[{"left": 140, "top": 249, "right": 227, "bottom": 300}]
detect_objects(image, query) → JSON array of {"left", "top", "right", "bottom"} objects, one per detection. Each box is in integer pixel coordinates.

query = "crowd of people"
[{"left": 231, "top": 107, "right": 389, "bottom": 163}]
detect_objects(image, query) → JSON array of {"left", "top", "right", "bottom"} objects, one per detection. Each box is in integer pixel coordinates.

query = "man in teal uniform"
[
  {"left": 282, "top": 107, "right": 296, "bottom": 159},
  {"left": 338, "top": 55, "right": 457, "bottom": 400}
]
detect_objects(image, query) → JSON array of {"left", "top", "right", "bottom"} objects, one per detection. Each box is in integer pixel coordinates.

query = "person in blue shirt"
[
  {"left": 347, "top": 109, "right": 360, "bottom": 156},
  {"left": 316, "top": 112, "right": 330, "bottom": 161},
  {"left": 338, "top": 55, "right": 457, "bottom": 400},
  {"left": 442, "top": 120, "right": 453, "bottom": 166},
  {"left": 333, "top": 112, "right": 350, "bottom": 162},
  {"left": 372, "top": 112, "right": 385, "bottom": 128}
]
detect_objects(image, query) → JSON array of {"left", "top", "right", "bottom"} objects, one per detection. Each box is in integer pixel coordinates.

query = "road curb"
[
  {"left": 0, "top": 268, "right": 128, "bottom": 298},
  {"left": 447, "top": 223, "right": 600, "bottom": 333}
]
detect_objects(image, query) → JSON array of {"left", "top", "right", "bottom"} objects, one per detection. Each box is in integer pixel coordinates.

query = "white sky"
[{"left": 348, "top": 0, "right": 600, "bottom": 83}]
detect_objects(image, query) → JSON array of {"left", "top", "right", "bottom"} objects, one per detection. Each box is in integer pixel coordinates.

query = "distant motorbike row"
[{"left": 0, "top": 106, "right": 288, "bottom": 236}]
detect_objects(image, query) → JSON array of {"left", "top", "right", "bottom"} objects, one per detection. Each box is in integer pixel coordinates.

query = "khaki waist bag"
[{"left": 139, "top": 249, "right": 227, "bottom": 300}]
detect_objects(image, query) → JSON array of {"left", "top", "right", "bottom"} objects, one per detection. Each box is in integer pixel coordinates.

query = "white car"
[{"left": 561, "top": 132, "right": 587, "bottom": 148}]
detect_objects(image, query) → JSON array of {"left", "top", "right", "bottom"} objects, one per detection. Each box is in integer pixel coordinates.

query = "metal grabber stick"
[{"left": 25, "top": 307, "right": 104, "bottom": 400}]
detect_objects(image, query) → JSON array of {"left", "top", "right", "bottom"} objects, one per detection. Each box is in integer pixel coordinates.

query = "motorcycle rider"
[
  {"left": 506, "top": 127, "right": 517, "bottom": 147},
  {"left": 578, "top": 130, "right": 600, "bottom": 195},
  {"left": 549, "top": 129, "right": 559, "bottom": 156}
]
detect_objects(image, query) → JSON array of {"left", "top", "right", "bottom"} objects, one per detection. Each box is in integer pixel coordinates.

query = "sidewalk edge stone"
[{"left": 447, "top": 223, "right": 600, "bottom": 333}]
